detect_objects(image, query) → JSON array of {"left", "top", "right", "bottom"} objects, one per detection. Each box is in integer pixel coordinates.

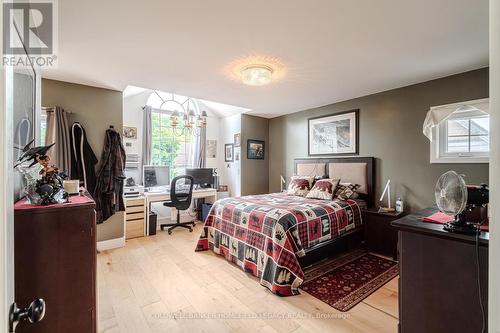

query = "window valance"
[{"left": 423, "top": 98, "right": 489, "bottom": 141}]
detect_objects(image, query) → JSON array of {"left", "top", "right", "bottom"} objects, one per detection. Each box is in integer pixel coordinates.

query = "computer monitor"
[
  {"left": 185, "top": 168, "right": 213, "bottom": 188},
  {"left": 143, "top": 165, "right": 170, "bottom": 188}
]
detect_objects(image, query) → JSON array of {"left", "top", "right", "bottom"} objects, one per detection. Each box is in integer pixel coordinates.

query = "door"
[
  {"left": 1, "top": 6, "right": 45, "bottom": 331},
  {"left": 1, "top": 40, "right": 14, "bottom": 333},
  {"left": 1, "top": 1, "right": 15, "bottom": 329}
]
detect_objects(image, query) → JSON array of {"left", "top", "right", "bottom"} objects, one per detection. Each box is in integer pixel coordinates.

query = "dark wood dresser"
[
  {"left": 392, "top": 207, "right": 488, "bottom": 333},
  {"left": 14, "top": 195, "right": 97, "bottom": 333}
]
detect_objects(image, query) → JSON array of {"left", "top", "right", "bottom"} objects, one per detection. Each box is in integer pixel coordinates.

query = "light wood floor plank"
[{"left": 98, "top": 224, "right": 399, "bottom": 333}]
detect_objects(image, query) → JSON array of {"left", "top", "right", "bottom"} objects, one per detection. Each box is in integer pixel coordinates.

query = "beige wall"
[
  {"left": 269, "top": 68, "right": 489, "bottom": 212},
  {"left": 241, "top": 114, "right": 269, "bottom": 195},
  {"left": 42, "top": 79, "right": 124, "bottom": 242}
]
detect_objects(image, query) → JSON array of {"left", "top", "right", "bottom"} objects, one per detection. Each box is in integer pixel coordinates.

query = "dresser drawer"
[
  {"left": 126, "top": 219, "right": 144, "bottom": 239},
  {"left": 125, "top": 198, "right": 145, "bottom": 207},
  {"left": 126, "top": 212, "right": 144, "bottom": 221},
  {"left": 125, "top": 205, "right": 144, "bottom": 214}
]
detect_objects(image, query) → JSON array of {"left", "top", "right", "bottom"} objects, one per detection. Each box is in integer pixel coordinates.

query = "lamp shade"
[{"left": 241, "top": 65, "right": 274, "bottom": 86}]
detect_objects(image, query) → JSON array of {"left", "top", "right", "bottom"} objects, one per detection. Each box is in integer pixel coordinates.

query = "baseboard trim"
[{"left": 97, "top": 236, "right": 125, "bottom": 251}]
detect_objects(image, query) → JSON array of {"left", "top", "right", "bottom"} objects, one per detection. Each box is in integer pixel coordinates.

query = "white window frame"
[
  {"left": 149, "top": 108, "right": 194, "bottom": 178},
  {"left": 430, "top": 110, "right": 489, "bottom": 164}
]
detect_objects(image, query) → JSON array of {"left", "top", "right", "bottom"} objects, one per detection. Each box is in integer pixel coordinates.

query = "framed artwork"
[
  {"left": 308, "top": 110, "right": 359, "bottom": 156},
  {"left": 247, "top": 140, "right": 265, "bottom": 160},
  {"left": 207, "top": 139, "right": 217, "bottom": 158},
  {"left": 123, "top": 126, "right": 137, "bottom": 139},
  {"left": 225, "top": 143, "right": 234, "bottom": 162},
  {"left": 234, "top": 133, "right": 241, "bottom": 147}
]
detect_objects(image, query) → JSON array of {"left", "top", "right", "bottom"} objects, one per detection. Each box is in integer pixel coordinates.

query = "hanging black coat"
[
  {"left": 70, "top": 122, "right": 98, "bottom": 193},
  {"left": 93, "top": 128, "right": 126, "bottom": 224}
]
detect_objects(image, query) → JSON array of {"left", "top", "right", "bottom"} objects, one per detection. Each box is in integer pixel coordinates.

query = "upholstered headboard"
[
  {"left": 294, "top": 157, "right": 374, "bottom": 207},
  {"left": 295, "top": 163, "right": 327, "bottom": 178},
  {"left": 328, "top": 162, "right": 368, "bottom": 195}
]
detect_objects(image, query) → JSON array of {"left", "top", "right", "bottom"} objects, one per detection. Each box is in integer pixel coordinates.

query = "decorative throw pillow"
[
  {"left": 335, "top": 183, "right": 361, "bottom": 200},
  {"left": 306, "top": 179, "right": 340, "bottom": 200},
  {"left": 287, "top": 176, "right": 314, "bottom": 197}
]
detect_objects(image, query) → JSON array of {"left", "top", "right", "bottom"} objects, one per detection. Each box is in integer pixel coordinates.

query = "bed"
[{"left": 196, "top": 157, "right": 374, "bottom": 296}]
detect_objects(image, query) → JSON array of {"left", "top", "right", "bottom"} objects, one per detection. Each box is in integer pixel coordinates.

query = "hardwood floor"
[{"left": 97, "top": 223, "right": 399, "bottom": 333}]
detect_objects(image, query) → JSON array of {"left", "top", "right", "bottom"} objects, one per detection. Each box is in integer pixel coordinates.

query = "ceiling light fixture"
[{"left": 241, "top": 65, "right": 274, "bottom": 86}]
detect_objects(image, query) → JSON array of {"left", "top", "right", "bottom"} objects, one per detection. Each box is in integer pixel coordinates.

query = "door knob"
[{"left": 9, "top": 298, "right": 46, "bottom": 332}]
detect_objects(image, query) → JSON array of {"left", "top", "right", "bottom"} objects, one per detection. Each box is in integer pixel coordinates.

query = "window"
[
  {"left": 431, "top": 110, "right": 489, "bottom": 163},
  {"left": 40, "top": 109, "right": 47, "bottom": 145},
  {"left": 150, "top": 111, "right": 194, "bottom": 180}
]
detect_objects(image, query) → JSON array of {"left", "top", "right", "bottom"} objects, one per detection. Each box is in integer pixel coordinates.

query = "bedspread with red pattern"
[{"left": 195, "top": 193, "right": 363, "bottom": 296}]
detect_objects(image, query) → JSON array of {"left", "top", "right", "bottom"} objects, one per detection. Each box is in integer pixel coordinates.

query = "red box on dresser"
[{"left": 14, "top": 195, "right": 96, "bottom": 333}]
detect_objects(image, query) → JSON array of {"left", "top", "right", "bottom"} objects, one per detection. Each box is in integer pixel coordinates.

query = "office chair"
[{"left": 160, "top": 175, "right": 196, "bottom": 234}]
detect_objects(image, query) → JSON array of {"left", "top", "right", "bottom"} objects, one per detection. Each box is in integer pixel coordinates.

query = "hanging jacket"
[
  {"left": 70, "top": 122, "right": 98, "bottom": 192},
  {"left": 94, "top": 128, "right": 126, "bottom": 224}
]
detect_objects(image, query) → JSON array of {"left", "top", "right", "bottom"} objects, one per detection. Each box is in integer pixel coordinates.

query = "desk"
[
  {"left": 144, "top": 188, "right": 217, "bottom": 233},
  {"left": 392, "top": 207, "right": 488, "bottom": 333}
]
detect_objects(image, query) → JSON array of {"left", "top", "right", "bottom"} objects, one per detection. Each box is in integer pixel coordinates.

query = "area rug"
[{"left": 301, "top": 250, "right": 399, "bottom": 311}]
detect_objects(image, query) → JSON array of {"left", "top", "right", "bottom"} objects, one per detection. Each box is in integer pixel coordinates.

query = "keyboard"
[{"left": 146, "top": 186, "right": 168, "bottom": 193}]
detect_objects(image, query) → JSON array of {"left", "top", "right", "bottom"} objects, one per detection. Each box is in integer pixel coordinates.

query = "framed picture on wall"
[
  {"left": 308, "top": 109, "right": 359, "bottom": 156},
  {"left": 225, "top": 143, "right": 234, "bottom": 162},
  {"left": 123, "top": 126, "right": 137, "bottom": 139},
  {"left": 207, "top": 139, "right": 217, "bottom": 158},
  {"left": 247, "top": 140, "right": 265, "bottom": 160},
  {"left": 234, "top": 133, "right": 241, "bottom": 147}
]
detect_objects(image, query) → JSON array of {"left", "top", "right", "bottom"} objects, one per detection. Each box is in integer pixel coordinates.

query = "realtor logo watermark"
[{"left": 3, "top": 0, "right": 58, "bottom": 67}]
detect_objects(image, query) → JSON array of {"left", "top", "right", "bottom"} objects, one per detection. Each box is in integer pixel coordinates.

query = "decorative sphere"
[{"left": 38, "top": 184, "right": 54, "bottom": 195}]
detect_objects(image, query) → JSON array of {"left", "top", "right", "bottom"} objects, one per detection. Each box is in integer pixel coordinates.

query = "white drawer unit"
[{"left": 124, "top": 196, "right": 146, "bottom": 239}]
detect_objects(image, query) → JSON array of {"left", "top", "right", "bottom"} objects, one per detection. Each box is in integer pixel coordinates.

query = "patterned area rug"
[{"left": 301, "top": 250, "right": 399, "bottom": 311}]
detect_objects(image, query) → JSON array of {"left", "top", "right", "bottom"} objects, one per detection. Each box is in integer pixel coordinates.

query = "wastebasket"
[
  {"left": 149, "top": 211, "right": 157, "bottom": 235},
  {"left": 201, "top": 203, "right": 213, "bottom": 222}
]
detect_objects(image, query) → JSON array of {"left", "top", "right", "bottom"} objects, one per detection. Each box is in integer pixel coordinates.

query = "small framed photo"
[
  {"left": 225, "top": 143, "right": 234, "bottom": 162},
  {"left": 234, "top": 133, "right": 241, "bottom": 147},
  {"left": 207, "top": 139, "right": 217, "bottom": 158},
  {"left": 123, "top": 126, "right": 137, "bottom": 140},
  {"left": 247, "top": 140, "right": 265, "bottom": 160},
  {"left": 308, "top": 110, "right": 359, "bottom": 156}
]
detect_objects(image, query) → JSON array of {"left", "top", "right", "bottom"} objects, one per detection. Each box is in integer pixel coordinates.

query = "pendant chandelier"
[{"left": 150, "top": 91, "right": 208, "bottom": 137}]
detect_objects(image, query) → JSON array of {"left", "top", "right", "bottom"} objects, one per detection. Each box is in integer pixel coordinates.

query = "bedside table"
[{"left": 362, "top": 208, "right": 405, "bottom": 259}]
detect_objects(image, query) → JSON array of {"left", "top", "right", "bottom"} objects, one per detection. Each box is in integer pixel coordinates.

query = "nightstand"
[{"left": 363, "top": 208, "right": 405, "bottom": 259}]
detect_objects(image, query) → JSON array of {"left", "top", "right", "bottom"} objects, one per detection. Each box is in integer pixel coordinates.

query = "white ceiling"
[
  {"left": 43, "top": 0, "right": 489, "bottom": 118},
  {"left": 123, "top": 85, "right": 250, "bottom": 118}
]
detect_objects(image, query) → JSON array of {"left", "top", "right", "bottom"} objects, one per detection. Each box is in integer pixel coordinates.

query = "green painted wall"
[
  {"left": 42, "top": 78, "right": 124, "bottom": 241},
  {"left": 269, "top": 68, "right": 489, "bottom": 212},
  {"left": 241, "top": 114, "right": 269, "bottom": 195}
]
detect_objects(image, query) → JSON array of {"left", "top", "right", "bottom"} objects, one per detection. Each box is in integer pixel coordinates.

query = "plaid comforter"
[{"left": 195, "top": 193, "right": 363, "bottom": 296}]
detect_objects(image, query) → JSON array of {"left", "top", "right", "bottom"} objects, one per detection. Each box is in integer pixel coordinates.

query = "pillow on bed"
[
  {"left": 335, "top": 183, "right": 361, "bottom": 200},
  {"left": 287, "top": 176, "right": 314, "bottom": 197},
  {"left": 306, "top": 178, "right": 340, "bottom": 200}
]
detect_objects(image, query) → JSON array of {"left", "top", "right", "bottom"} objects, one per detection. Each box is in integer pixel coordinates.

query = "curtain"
[
  {"left": 45, "top": 106, "right": 71, "bottom": 176},
  {"left": 141, "top": 105, "right": 153, "bottom": 179},
  {"left": 423, "top": 98, "right": 489, "bottom": 141},
  {"left": 194, "top": 126, "right": 206, "bottom": 168}
]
